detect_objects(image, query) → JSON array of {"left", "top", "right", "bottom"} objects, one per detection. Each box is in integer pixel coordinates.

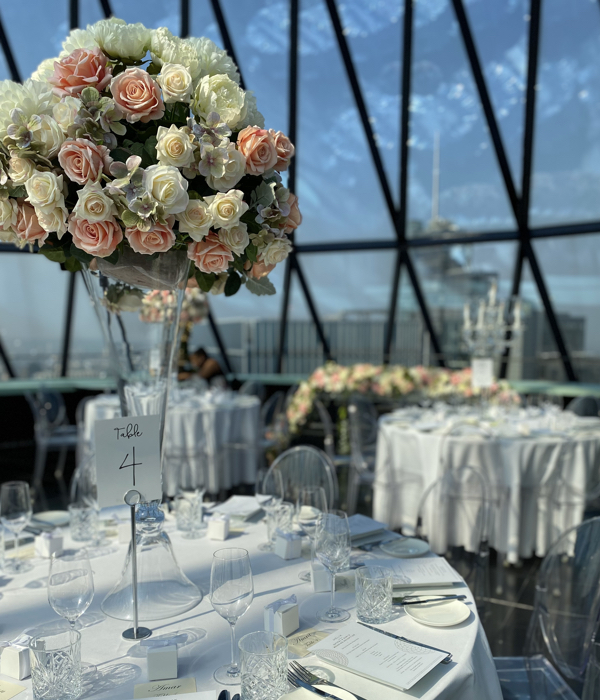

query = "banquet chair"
[
  {"left": 266, "top": 445, "right": 338, "bottom": 509},
  {"left": 347, "top": 396, "right": 379, "bottom": 515},
  {"left": 495, "top": 516, "right": 600, "bottom": 699},
  {"left": 26, "top": 391, "right": 78, "bottom": 508},
  {"left": 416, "top": 466, "right": 490, "bottom": 613},
  {"left": 239, "top": 380, "right": 266, "bottom": 402},
  {"left": 565, "top": 397, "right": 600, "bottom": 418},
  {"left": 582, "top": 639, "right": 600, "bottom": 700},
  {"left": 314, "top": 399, "right": 351, "bottom": 470}
]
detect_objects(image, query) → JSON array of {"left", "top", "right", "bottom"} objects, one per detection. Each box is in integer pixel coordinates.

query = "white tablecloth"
[
  {"left": 83, "top": 391, "right": 260, "bottom": 495},
  {"left": 0, "top": 519, "right": 501, "bottom": 700},
  {"left": 373, "top": 406, "right": 600, "bottom": 563}
]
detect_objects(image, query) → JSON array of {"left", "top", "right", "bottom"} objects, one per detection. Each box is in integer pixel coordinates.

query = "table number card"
[
  {"left": 471, "top": 357, "right": 494, "bottom": 389},
  {"left": 95, "top": 414, "right": 162, "bottom": 508}
]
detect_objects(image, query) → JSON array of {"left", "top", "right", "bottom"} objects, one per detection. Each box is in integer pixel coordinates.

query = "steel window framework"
[{"left": 0, "top": 0, "right": 597, "bottom": 381}]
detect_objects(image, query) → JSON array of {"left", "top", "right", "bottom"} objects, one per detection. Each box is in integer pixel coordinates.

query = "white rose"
[
  {"left": 192, "top": 74, "right": 247, "bottom": 128},
  {"left": 8, "top": 156, "right": 34, "bottom": 185},
  {"left": 0, "top": 198, "right": 17, "bottom": 230},
  {"left": 204, "top": 189, "right": 248, "bottom": 229},
  {"left": 143, "top": 164, "right": 189, "bottom": 215},
  {"left": 90, "top": 19, "right": 151, "bottom": 61},
  {"left": 176, "top": 199, "right": 212, "bottom": 241},
  {"left": 36, "top": 115, "right": 65, "bottom": 159},
  {"left": 53, "top": 97, "right": 81, "bottom": 133},
  {"left": 210, "top": 272, "right": 228, "bottom": 296},
  {"left": 206, "top": 145, "right": 246, "bottom": 192},
  {"left": 36, "top": 205, "right": 68, "bottom": 238},
  {"left": 25, "top": 171, "right": 64, "bottom": 212},
  {"left": 218, "top": 222, "right": 248, "bottom": 256},
  {"left": 157, "top": 63, "right": 193, "bottom": 104},
  {"left": 184, "top": 37, "right": 240, "bottom": 84},
  {"left": 73, "top": 181, "right": 116, "bottom": 222},
  {"left": 260, "top": 236, "right": 292, "bottom": 265},
  {"left": 156, "top": 124, "right": 196, "bottom": 168},
  {"left": 151, "top": 27, "right": 200, "bottom": 80}
]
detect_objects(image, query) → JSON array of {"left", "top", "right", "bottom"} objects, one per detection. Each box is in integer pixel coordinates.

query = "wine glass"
[
  {"left": 314, "top": 510, "right": 351, "bottom": 623},
  {"left": 297, "top": 487, "right": 328, "bottom": 582},
  {"left": 210, "top": 547, "right": 254, "bottom": 685},
  {"left": 255, "top": 469, "right": 284, "bottom": 551},
  {"left": 1, "top": 481, "right": 33, "bottom": 574},
  {"left": 48, "top": 550, "right": 94, "bottom": 629}
]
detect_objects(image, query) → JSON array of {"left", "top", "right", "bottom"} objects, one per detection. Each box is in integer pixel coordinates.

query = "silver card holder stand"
[{"left": 122, "top": 489, "right": 152, "bottom": 640}]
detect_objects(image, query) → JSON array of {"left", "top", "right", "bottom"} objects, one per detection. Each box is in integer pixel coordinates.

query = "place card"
[
  {"left": 311, "top": 621, "right": 447, "bottom": 691},
  {"left": 0, "top": 679, "right": 26, "bottom": 699},
  {"left": 133, "top": 677, "right": 197, "bottom": 698},
  {"left": 135, "top": 693, "right": 214, "bottom": 700},
  {"left": 95, "top": 415, "right": 162, "bottom": 508},
  {"left": 287, "top": 628, "right": 330, "bottom": 658}
]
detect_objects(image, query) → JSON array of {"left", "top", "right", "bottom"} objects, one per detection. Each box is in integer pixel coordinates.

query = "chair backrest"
[
  {"left": 525, "top": 516, "right": 600, "bottom": 687},
  {"left": 566, "top": 397, "right": 600, "bottom": 417},
  {"left": 314, "top": 399, "right": 335, "bottom": 463},
  {"left": 261, "top": 391, "right": 285, "bottom": 429},
  {"left": 348, "top": 396, "right": 378, "bottom": 471},
  {"left": 583, "top": 639, "right": 600, "bottom": 700},
  {"left": 266, "top": 445, "right": 338, "bottom": 509},
  {"left": 239, "top": 380, "right": 265, "bottom": 401},
  {"left": 26, "top": 390, "right": 68, "bottom": 436}
]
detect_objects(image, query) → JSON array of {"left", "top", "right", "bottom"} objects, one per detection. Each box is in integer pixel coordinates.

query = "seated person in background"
[{"left": 179, "top": 347, "right": 224, "bottom": 382}]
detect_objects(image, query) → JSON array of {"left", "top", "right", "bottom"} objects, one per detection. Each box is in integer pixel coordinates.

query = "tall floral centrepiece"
[{"left": 0, "top": 18, "right": 299, "bottom": 452}]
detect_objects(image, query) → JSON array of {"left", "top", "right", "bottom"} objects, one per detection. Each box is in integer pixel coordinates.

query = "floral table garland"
[{"left": 286, "top": 362, "right": 520, "bottom": 434}]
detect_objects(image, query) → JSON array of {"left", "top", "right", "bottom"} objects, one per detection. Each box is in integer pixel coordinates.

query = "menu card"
[
  {"left": 311, "top": 621, "right": 447, "bottom": 691},
  {"left": 347, "top": 514, "right": 386, "bottom": 545},
  {"left": 373, "top": 556, "right": 463, "bottom": 588}
]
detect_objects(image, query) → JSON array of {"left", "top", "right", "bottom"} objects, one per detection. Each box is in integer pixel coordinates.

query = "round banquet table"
[
  {"left": 373, "top": 405, "right": 600, "bottom": 563},
  {"left": 0, "top": 517, "right": 501, "bottom": 700},
  {"left": 82, "top": 391, "right": 260, "bottom": 495}
]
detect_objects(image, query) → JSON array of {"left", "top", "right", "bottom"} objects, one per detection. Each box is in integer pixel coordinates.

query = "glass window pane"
[
  {"left": 68, "top": 274, "right": 106, "bottom": 378},
  {"left": 531, "top": 0, "right": 600, "bottom": 226},
  {"left": 409, "top": 241, "right": 518, "bottom": 368},
  {"left": 531, "top": 236, "right": 600, "bottom": 381},
  {"left": 409, "top": 0, "right": 517, "bottom": 237},
  {"left": 0, "top": 254, "right": 68, "bottom": 378},
  {"left": 389, "top": 275, "right": 431, "bottom": 367},
  {"left": 110, "top": 1, "right": 180, "bottom": 34},
  {"left": 79, "top": 2, "right": 106, "bottom": 26}
]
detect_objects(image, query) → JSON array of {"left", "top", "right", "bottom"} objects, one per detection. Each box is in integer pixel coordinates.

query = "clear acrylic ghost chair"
[
  {"left": 314, "top": 399, "right": 351, "bottom": 470},
  {"left": 238, "top": 380, "right": 266, "bottom": 402},
  {"left": 583, "top": 639, "right": 600, "bottom": 700},
  {"left": 416, "top": 465, "right": 491, "bottom": 614},
  {"left": 495, "top": 516, "right": 600, "bottom": 699},
  {"left": 266, "top": 445, "right": 338, "bottom": 510},
  {"left": 347, "top": 396, "right": 379, "bottom": 515}
]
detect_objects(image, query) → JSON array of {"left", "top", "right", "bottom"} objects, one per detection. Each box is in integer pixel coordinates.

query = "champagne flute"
[
  {"left": 255, "top": 469, "right": 284, "bottom": 551},
  {"left": 1, "top": 481, "right": 33, "bottom": 574},
  {"left": 48, "top": 550, "right": 94, "bottom": 628},
  {"left": 315, "top": 510, "right": 351, "bottom": 623},
  {"left": 210, "top": 548, "right": 254, "bottom": 685},
  {"left": 297, "top": 487, "right": 328, "bottom": 582}
]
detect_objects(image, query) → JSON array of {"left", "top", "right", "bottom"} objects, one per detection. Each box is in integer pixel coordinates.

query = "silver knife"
[
  {"left": 395, "top": 594, "right": 467, "bottom": 606},
  {"left": 292, "top": 677, "right": 349, "bottom": 700},
  {"left": 357, "top": 621, "right": 452, "bottom": 664}
]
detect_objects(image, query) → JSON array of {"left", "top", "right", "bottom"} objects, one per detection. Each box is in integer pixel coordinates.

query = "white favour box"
[
  {"left": 34, "top": 531, "right": 63, "bottom": 559},
  {"left": 264, "top": 599, "right": 300, "bottom": 637},
  {"left": 311, "top": 561, "right": 331, "bottom": 592},
  {"left": 273, "top": 530, "right": 302, "bottom": 560},
  {"left": 147, "top": 644, "right": 178, "bottom": 681},
  {"left": 1, "top": 644, "right": 30, "bottom": 680},
  {"left": 207, "top": 514, "right": 230, "bottom": 541}
]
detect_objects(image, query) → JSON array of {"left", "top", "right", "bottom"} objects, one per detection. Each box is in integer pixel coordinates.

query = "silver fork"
[{"left": 290, "top": 661, "right": 368, "bottom": 700}]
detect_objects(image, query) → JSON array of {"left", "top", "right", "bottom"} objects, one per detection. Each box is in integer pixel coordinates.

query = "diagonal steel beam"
[
  {"left": 180, "top": 0, "right": 190, "bottom": 38},
  {"left": 0, "top": 9, "right": 21, "bottom": 82},
  {"left": 206, "top": 306, "right": 235, "bottom": 376},
  {"left": 276, "top": 256, "right": 293, "bottom": 373},
  {"left": 69, "top": 0, "right": 79, "bottom": 30},
  {"left": 98, "top": 0, "right": 112, "bottom": 18},
  {"left": 0, "top": 330, "right": 15, "bottom": 378},
  {"left": 209, "top": 0, "right": 246, "bottom": 90},
  {"left": 293, "top": 256, "right": 333, "bottom": 361},
  {"left": 60, "top": 272, "right": 77, "bottom": 377},
  {"left": 383, "top": 251, "right": 403, "bottom": 365}
]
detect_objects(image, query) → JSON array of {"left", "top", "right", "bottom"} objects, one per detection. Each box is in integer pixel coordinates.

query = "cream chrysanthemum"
[
  {"left": 151, "top": 27, "right": 200, "bottom": 80},
  {"left": 192, "top": 74, "right": 247, "bottom": 128},
  {"left": 90, "top": 18, "right": 151, "bottom": 61},
  {"left": 0, "top": 79, "right": 55, "bottom": 139},
  {"left": 184, "top": 37, "right": 240, "bottom": 84},
  {"left": 60, "top": 28, "right": 98, "bottom": 57}
]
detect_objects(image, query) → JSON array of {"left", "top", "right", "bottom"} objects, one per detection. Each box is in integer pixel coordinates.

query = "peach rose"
[
  {"left": 284, "top": 193, "right": 302, "bottom": 233},
  {"left": 248, "top": 260, "right": 275, "bottom": 279},
  {"left": 68, "top": 215, "right": 123, "bottom": 257},
  {"left": 187, "top": 232, "right": 234, "bottom": 274},
  {"left": 110, "top": 67, "right": 164, "bottom": 123},
  {"left": 269, "top": 129, "right": 295, "bottom": 171},
  {"left": 236, "top": 126, "right": 277, "bottom": 175},
  {"left": 58, "top": 138, "right": 113, "bottom": 185},
  {"left": 125, "top": 218, "right": 176, "bottom": 255},
  {"left": 15, "top": 202, "right": 47, "bottom": 245},
  {"left": 49, "top": 48, "right": 112, "bottom": 97}
]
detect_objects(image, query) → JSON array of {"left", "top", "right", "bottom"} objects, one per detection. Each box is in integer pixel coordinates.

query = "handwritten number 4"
[{"left": 119, "top": 446, "right": 142, "bottom": 486}]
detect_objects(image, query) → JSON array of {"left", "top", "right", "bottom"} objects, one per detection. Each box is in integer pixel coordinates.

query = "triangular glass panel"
[
  {"left": 389, "top": 269, "right": 431, "bottom": 368},
  {"left": 1, "top": 4, "right": 59, "bottom": 79},
  {"left": 408, "top": 241, "right": 519, "bottom": 370},
  {"left": 531, "top": 236, "right": 600, "bottom": 382},
  {"left": 530, "top": 0, "right": 600, "bottom": 227},
  {"left": 463, "top": 0, "right": 528, "bottom": 188},
  {"left": 519, "top": 256, "right": 566, "bottom": 381},
  {"left": 408, "top": 0, "right": 518, "bottom": 237}
]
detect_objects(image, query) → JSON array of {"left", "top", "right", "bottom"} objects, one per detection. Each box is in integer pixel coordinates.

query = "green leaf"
[
  {"left": 64, "top": 257, "right": 82, "bottom": 273},
  {"left": 110, "top": 148, "right": 130, "bottom": 163},
  {"left": 144, "top": 135, "right": 158, "bottom": 160},
  {"left": 7, "top": 185, "right": 25, "bottom": 198},
  {"left": 224, "top": 270, "right": 242, "bottom": 297},
  {"left": 250, "top": 180, "right": 275, "bottom": 209},
  {"left": 245, "top": 275, "right": 276, "bottom": 296},
  {"left": 103, "top": 249, "right": 120, "bottom": 265},
  {"left": 246, "top": 243, "right": 258, "bottom": 263},
  {"left": 130, "top": 142, "right": 145, "bottom": 158},
  {"left": 195, "top": 269, "right": 215, "bottom": 292},
  {"left": 69, "top": 243, "right": 93, "bottom": 265},
  {"left": 80, "top": 87, "right": 100, "bottom": 104},
  {"left": 39, "top": 246, "right": 66, "bottom": 263},
  {"left": 147, "top": 62, "right": 161, "bottom": 75},
  {"left": 121, "top": 209, "right": 141, "bottom": 227}
]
